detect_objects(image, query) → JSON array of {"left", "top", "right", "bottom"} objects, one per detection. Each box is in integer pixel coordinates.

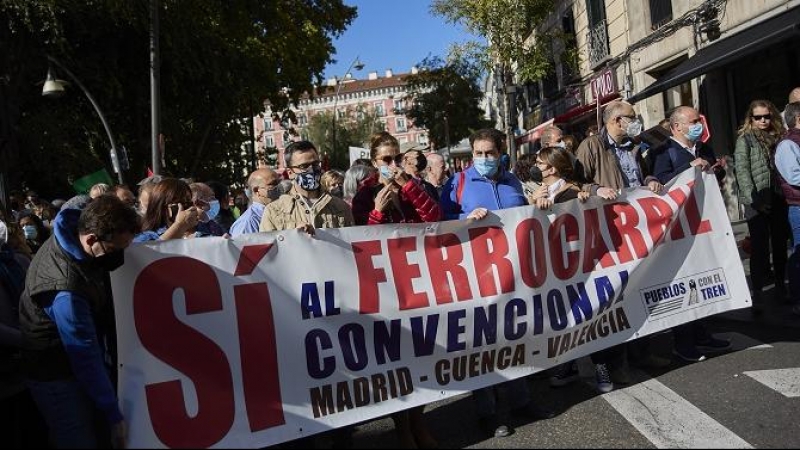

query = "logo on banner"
[{"left": 640, "top": 268, "right": 730, "bottom": 318}]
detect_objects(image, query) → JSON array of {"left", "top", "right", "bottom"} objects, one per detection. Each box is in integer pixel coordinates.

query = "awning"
[
  {"left": 628, "top": 7, "right": 800, "bottom": 103},
  {"left": 515, "top": 119, "right": 554, "bottom": 145},
  {"left": 553, "top": 93, "right": 620, "bottom": 124}
]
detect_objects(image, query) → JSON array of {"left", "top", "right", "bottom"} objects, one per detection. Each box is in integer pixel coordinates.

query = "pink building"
[{"left": 254, "top": 68, "right": 428, "bottom": 170}]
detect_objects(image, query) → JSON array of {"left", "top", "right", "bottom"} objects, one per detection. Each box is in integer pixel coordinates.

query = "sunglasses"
[
  {"left": 379, "top": 154, "right": 404, "bottom": 165},
  {"left": 751, "top": 114, "right": 772, "bottom": 121}
]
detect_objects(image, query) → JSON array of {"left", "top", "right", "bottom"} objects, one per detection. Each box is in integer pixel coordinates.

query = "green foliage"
[
  {"left": 0, "top": 0, "right": 356, "bottom": 198},
  {"left": 431, "top": 0, "right": 556, "bottom": 84},
  {"left": 404, "top": 56, "right": 491, "bottom": 149},
  {"left": 303, "top": 108, "right": 382, "bottom": 170}
]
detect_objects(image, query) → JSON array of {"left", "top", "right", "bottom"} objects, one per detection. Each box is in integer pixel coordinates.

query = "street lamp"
[
  {"left": 42, "top": 55, "right": 124, "bottom": 184},
  {"left": 331, "top": 56, "right": 365, "bottom": 159}
]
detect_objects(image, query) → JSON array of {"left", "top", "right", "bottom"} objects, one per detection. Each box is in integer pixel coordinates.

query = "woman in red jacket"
[
  {"left": 350, "top": 132, "right": 439, "bottom": 448},
  {"left": 351, "top": 132, "right": 440, "bottom": 225}
]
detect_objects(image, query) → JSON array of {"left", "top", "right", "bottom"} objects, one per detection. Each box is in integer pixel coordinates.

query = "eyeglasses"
[
  {"left": 379, "top": 154, "right": 403, "bottom": 165},
  {"left": 291, "top": 161, "right": 321, "bottom": 171},
  {"left": 751, "top": 114, "right": 772, "bottom": 121},
  {"left": 617, "top": 115, "right": 637, "bottom": 121}
]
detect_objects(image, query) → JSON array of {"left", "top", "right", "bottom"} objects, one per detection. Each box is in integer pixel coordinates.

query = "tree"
[
  {"left": 431, "top": 0, "right": 556, "bottom": 163},
  {"left": 0, "top": 0, "right": 356, "bottom": 198},
  {"left": 304, "top": 108, "right": 382, "bottom": 170},
  {"left": 404, "top": 56, "right": 492, "bottom": 150}
]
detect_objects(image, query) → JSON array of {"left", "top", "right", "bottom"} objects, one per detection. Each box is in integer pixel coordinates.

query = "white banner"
[
  {"left": 349, "top": 146, "right": 370, "bottom": 166},
  {"left": 113, "top": 169, "right": 750, "bottom": 448}
]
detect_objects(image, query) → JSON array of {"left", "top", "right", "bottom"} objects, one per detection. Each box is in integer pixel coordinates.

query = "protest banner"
[
  {"left": 349, "top": 146, "right": 370, "bottom": 166},
  {"left": 113, "top": 168, "right": 751, "bottom": 448}
]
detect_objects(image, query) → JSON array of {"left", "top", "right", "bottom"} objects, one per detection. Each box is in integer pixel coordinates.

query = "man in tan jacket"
[{"left": 259, "top": 140, "right": 353, "bottom": 232}]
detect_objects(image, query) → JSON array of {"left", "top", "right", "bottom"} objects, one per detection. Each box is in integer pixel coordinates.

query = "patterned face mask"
[{"left": 295, "top": 169, "right": 322, "bottom": 191}]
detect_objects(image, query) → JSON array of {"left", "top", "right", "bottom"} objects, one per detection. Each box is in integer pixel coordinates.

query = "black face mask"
[
  {"left": 95, "top": 250, "right": 125, "bottom": 272},
  {"left": 529, "top": 166, "right": 544, "bottom": 183},
  {"left": 329, "top": 187, "right": 343, "bottom": 198}
]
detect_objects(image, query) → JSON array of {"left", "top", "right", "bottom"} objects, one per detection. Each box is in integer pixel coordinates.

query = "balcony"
[{"left": 588, "top": 19, "right": 610, "bottom": 68}]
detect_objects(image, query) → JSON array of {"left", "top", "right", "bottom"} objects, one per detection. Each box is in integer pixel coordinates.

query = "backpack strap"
[{"left": 456, "top": 170, "right": 466, "bottom": 204}]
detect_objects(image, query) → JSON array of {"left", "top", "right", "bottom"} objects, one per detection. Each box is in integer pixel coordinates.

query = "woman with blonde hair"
[
  {"left": 734, "top": 99, "right": 790, "bottom": 307},
  {"left": 320, "top": 169, "right": 345, "bottom": 198}
]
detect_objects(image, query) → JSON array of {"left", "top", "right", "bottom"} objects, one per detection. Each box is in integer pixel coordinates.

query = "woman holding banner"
[{"left": 353, "top": 131, "right": 440, "bottom": 448}]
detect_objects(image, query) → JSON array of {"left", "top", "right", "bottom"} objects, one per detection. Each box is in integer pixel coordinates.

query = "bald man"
[
  {"left": 424, "top": 152, "right": 448, "bottom": 196},
  {"left": 782, "top": 88, "right": 800, "bottom": 128},
  {"left": 229, "top": 168, "right": 281, "bottom": 236},
  {"left": 539, "top": 125, "right": 564, "bottom": 149}
]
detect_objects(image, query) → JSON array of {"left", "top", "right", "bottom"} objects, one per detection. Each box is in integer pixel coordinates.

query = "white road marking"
[
  {"left": 603, "top": 374, "right": 753, "bottom": 448},
  {"left": 743, "top": 368, "right": 800, "bottom": 398}
]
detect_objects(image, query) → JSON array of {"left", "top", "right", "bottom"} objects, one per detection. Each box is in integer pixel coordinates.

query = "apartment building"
[
  {"left": 253, "top": 68, "right": 428, "bottom": 170},
  {"left": 509, "top": 0, "right": 799, "bottom": 157}
]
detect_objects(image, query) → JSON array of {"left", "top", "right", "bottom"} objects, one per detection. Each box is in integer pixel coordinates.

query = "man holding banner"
[
  {"left": 575, "top": 100, "right": 665, "bottom": 392},
  {"left": 259, "top": 141, "right": 353, "bottom": 233},
  {"left": 448, "top": 128, "right": 555, "bottom": 438},
  {"left": 650, "top": 106, "right": 731, "bottom": 362}
]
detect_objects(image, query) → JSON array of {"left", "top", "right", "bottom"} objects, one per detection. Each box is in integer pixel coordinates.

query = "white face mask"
[
  {"left": 625, "top": 119, "right": 643, "bottom": 137},
  {"left": 0, "top": 220, "right": 7, "bottom": 245}
]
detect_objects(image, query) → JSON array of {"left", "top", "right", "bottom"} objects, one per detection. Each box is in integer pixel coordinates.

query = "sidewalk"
[{"left": 715, "top": 220, "right": 800, "bottom": 329}]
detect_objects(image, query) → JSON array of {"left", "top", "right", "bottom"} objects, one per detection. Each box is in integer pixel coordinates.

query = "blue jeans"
[
  {"left": 26, "top": 379, "right": 99, "bottom": 448},
  {"left": 787, "top": 205, "right": 800, "bottom": 303}
]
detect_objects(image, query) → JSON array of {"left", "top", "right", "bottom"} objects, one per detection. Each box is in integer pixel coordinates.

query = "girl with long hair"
[{"left": 734, "top": 99, "right": 790, "bottom": 308}]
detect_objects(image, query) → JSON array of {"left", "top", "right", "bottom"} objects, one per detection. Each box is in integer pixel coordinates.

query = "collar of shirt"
[
  {"left": 605, "top": 132, "right": 633, "bottom": 150},
  {"left": 670, "top": 136, "right": 697, "bottom": 157},
  {"left": 546, "top": 178, "right": 566, "bottom": 201}
]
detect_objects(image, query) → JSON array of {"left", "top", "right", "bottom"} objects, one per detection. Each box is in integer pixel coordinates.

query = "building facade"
[
  {"left": 498, "top": 0, "right": 800, "bottom": 218},
  {"left": 253, "top": 68, "right": 428, "bottom": 170}
]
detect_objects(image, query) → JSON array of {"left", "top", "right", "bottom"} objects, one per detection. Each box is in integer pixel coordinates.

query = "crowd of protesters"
[{"left": 1, "top": 91, "right": 799, "bottom": 449}]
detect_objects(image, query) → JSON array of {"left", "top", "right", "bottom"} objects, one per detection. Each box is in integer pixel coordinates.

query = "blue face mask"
[
  {"left": 23, "top": 225, "right": 37, "bottom": 240},
  {"left": 379, "top": 165, "right": 393, "bottom": 179},
  {"left": 244, "top": 188, "right": 253, "bottom": 199},
  {"left": 685, "top": 122, "right": 704, "bottom": 142},
  {"left": 206, "top": 200, "right": 220, "bottom": 221},
  {"left": 473, "top": 157, "right": 499, "bottom": 177}
]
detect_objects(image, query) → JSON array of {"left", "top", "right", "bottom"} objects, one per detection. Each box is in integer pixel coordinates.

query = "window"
[
  {"left": 264, "top": 118, "right": 273, "bottom": 131},
  {"left": 337, "top": 108, "right": 346, "bottom": 120},
  {"left": 298, "top": 114, "right": 307, "bottom": 126},
  {"left": 379, "top": 119, "right": 387, "bottom": 131},
  {"left": 418, "top": 134, "right": 429, "bottom": 146},
  {"left": 265, "top": 135, "right": 274, "bottom": 147},
  {"left": 374, "top": 102, "right": 386, "bottom": 117},
  {"left": 586, "top": 0, "right": 609, "bottom": 67},
  {"left": 650, "top": 0, "right": 673, "bottom": 30},
  {"left": 396, "top": 117, "right": 407, "bottom": 132},
  {"left": 394, "top": 99, "right": 405, "bottom": 114}
]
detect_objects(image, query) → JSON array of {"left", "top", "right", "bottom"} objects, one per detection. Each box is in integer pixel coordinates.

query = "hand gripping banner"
[{"left": 113, "top": 168, "right": 751, "bottom": 448}]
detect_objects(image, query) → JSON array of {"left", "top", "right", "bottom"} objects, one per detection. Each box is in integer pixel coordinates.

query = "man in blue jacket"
[
  {"left": 19, "top": 195, "right": 140, "bottom": 448},
  {"left": 441, "top": 129, "right": 553, "bottom": 438},
  {"left": 441, "top": 128, "right": 528, "bottom": 220}
]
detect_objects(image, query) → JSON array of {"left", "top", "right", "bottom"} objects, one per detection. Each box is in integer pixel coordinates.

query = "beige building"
[
  {"left": 512, "top": 0, "right": 799, "bottom": 155},
  {"left": 503, "top": 0, "right": 799, "bottom": 218},
  {"left": 254, "top": 68, "right": 428, "bottom": 170}
]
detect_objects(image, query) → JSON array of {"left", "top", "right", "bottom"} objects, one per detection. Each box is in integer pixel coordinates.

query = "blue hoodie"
[
  {"left": 44, "top": 209, "right": 123, "bottom": 424},
  {"left": 440, "top": 165, "right": 528, "bottom": 220}
]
